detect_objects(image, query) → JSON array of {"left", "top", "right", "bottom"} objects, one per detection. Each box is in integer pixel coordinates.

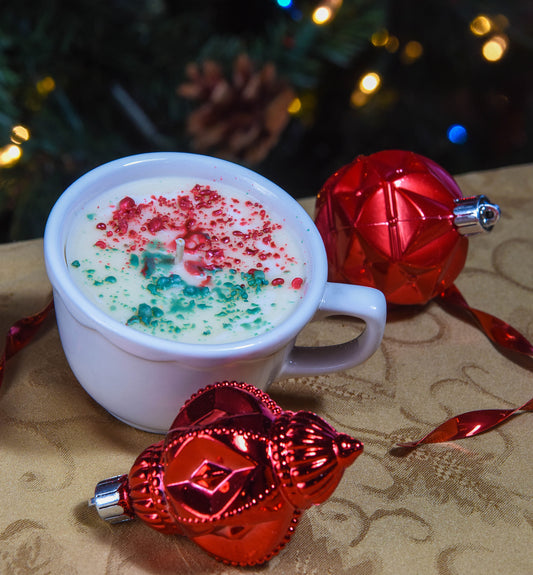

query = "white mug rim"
[{"left": 44, "top": 152, "right": 328, "bottom": 361}]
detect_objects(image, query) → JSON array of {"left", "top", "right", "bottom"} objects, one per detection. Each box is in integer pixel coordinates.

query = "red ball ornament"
[
  {"left": 315, "top": 150, "right": 500, "bottom": 305},
  {"left": 89, "top": 381, "right": 362, "bottom": 566}
]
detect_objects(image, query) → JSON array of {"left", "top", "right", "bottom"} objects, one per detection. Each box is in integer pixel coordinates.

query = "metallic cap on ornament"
[
  {"left": 89, "top": 474, "right": 133, "bottom": 524},
  {"left": 453, "top": 195, "right": 501, "bottom": 235}
]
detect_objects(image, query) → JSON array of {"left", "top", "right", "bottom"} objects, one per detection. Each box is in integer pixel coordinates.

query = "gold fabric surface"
[{"left": 1, "top": 164, "right": 532, "bottom": 574}]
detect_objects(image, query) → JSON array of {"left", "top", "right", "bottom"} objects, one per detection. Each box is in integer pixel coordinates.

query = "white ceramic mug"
[{"left": 44, "top": 153, "right": 386, "bottom": 433}]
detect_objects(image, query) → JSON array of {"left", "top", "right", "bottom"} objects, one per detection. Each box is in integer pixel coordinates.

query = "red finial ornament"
[
  {"left": 89, "top": 381, "right": 362, "bottom": 566},
  {"left": 315, "top": 150, "right": 500, "bottom": 305}
]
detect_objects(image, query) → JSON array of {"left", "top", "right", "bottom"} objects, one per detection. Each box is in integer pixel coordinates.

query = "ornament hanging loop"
[{"left": 453, "top": 195, "right": 501, "bottom": 235}]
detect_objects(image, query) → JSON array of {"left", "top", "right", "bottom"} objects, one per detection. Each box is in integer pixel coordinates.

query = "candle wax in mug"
[{"left": 66, "top": 177, "right": 307, "bottom": 344}]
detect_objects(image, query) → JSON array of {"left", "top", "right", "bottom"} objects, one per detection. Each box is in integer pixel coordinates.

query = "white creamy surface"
[{"left": 66, "top": 177, "right": 307, "bottom": 343}]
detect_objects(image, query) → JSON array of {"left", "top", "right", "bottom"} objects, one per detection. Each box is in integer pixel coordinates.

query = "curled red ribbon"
[
  {"left": 398, "top": 398, "right": 533, "bottom": 448},
  {"left": 0, "top": 294, "right": 530, "bottom": 448},
  {"left": 438, "top": 284, "right": 533, "bottom": 357},
  {"left": 0, "top": 299, "right": 55, "bottom": 391},
  {"left": 399, "top": 284, "right": 532, "bottom": 447}
]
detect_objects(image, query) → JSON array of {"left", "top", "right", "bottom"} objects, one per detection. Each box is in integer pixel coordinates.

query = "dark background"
[{"left": 1, "top": 0, "right": 531, "bottom": 242}]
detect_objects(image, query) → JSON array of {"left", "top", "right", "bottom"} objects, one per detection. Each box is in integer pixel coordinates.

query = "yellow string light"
[
  {"left": 359, "top": 72, "right": 381, "bottom": 94},
  {"left": 470, "top": 15, "right": 492, "bottom": 36},
  {"left": 312, "top": 6, "right": 332, "bottom": 24},
  {"left": 371, "top": 29, "right": 389, "bottom": 47},
  {"left": 385, "top": 35, "right": 400, "bottom": 53},
  {"left": 10, "top": 125, "right": 31, "bottom": 145},
  {"left": 288, "top": 97, "right": 302, "bottom": 115},
  {"left": 0, "top": 144, "right": 22, "bottom": 167},
  {"left": 36, "top": 76, "right": 56, "bottom": 96},
  {"left": 482, "top": 34, "right": 508, "bottom": 61},
  {"left": 350, "top": 90, "right": 368, "bottom": 108},
  {"left": 493, "top": 14, "right": 509, "bottom": 30},
  {"left": 311, "top": 0, "right": 342, "bottom": 24},
  {"left": 403, "top": 41, "right": 423, "bottom": 61}
]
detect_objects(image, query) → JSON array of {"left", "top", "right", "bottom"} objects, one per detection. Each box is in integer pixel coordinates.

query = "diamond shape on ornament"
[
  {"left": 191, "top": 460, "right": 232, "bottom": 492},
  {"left": 164, "top": 436, "right": 256, "bottom": 517}
]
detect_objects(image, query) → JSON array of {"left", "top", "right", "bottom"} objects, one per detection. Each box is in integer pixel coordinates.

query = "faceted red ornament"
[
  {"left": 90, "top": 381, "right": 362, "bottom": 566},
  {"left": 315, "top": 150, "right": 500, "bottom": 305}
]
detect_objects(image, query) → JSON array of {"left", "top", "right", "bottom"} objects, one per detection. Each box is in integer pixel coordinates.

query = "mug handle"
[{"left": 279, "top": 283, "right": 386, "bottom": 379}]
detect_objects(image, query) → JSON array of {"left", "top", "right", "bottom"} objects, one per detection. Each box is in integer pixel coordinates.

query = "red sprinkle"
[
  {"left": 119, "top": 196, "right": 136, "bottom": 211},
  {"left": 291, "top": 277, "right": 303, "bottom": 289},
  {"left": 184, "top": 260, "right": 205, "bottom": 276},
  {"left": 147, "top": 217, "right": 164, "bottom": 233},
  {"left": 272, "top": 278, "right": 284, "bottom": 286},
  {"left": 94, "top": 240, "right": 106, "bottom": 250}
]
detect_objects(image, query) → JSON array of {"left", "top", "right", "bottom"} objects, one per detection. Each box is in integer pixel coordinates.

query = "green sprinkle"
[
  {"left": 138, "top": 303, "right": 153, "bottom": 325},
  {"left": 171, "top": 298, "right": 195, "bottom": 313},
  {"left": 152, "top": 306, "right": 164, "bottom": 318},
  {"left": 105, "top": 276, "right": 117, "bottom": 283},
  {"left": 130, "top": 254, "right": 139, "bottom": 267},
  {"left": 141, "top": 251, "right": 174, "bottom": 278},
  {"left": 183, "top": 285, "right": 209, "bottom": 298},
  {"left": 71, "top": 260, "right": 80, "bottom": 268}
]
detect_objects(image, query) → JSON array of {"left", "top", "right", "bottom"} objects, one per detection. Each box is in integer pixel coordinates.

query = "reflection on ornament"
[{"left": 89, "top": 381, "right": 362, "bottom": 566}]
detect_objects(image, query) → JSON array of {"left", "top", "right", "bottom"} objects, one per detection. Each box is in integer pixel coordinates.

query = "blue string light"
[{"left": 447, "top": 124, "right": 468, "bottom": 145}]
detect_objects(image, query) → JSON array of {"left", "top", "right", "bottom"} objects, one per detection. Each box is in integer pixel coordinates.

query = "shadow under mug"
[{"left": 44, "top": 152, "right": 387, "bottom": 433}]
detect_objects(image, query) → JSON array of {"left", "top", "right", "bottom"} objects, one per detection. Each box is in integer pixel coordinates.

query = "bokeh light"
[
  {"left": 0, "top": 144, "right": 22, "bottom": 167},
  {"left": 10, "top": 125, "right": 31, "bottom": 145},
  {"left": 402, "top": 40, "right": 423, "bottom": 63},
  {"left": 288, "top": 97, "right": 302, "bottom": 114},
  {"left": 359, "top": 72, "right": 381, "bottom": 94},
  {"left": 350, "top": 90, "right": 368, "bottom": 108},
  {"left": 447, "top": 124, "right": 468, "bottom": 144},
  {"left": 385, "top": 35, "right": 400, "bottom": 53},
  {"left": 312, "top": 6, "right": 332, "bottom": 24},
  {"left": 470, "top": 15, "right": 492, "bottom": 36},
  {"left": 371, "top": 29, "right": 389, "bottom": 47},
  {"left": 482, "top": 35, "right": 508, "bottom": 61},
  {"left": 36, "top": 76, "right": 56, "bottom": 95}
]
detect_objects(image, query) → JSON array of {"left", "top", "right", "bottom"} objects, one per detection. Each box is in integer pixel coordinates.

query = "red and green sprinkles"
[{"left": 68, "top": 183, "right": 305, "bottom": 342}]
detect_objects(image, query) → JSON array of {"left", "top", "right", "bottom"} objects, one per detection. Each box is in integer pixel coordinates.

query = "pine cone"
[{"left": 177, "top": 54, "right": 295, "bottom": 165}]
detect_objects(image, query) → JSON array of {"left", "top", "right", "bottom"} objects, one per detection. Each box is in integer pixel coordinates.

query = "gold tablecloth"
[{"left": 1, "top": 164, "right": 532, "bottom": 574}]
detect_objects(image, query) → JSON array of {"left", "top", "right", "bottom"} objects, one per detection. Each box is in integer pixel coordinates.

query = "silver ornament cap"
[
  {"left": 453, "top": 195, "right": 501, "bottom": 235},
  {"left": 89, "top": 474, "right": 132, "bottom": 524}
]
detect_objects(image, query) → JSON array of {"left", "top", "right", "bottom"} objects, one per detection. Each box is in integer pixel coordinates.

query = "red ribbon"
[
  {"left": 399, "top": 284, "right": 532, "bottom": 447},
  {"left": 0, "top": 299, "right": 55, "bottom": 391},
  {"left": 0, "top": 294, "right": 530, "bottom": 448}
]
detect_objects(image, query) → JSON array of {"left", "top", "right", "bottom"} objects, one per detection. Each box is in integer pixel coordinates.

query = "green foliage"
[{"left": 0, "top": 0, "right": 531, "bottom": 242}]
